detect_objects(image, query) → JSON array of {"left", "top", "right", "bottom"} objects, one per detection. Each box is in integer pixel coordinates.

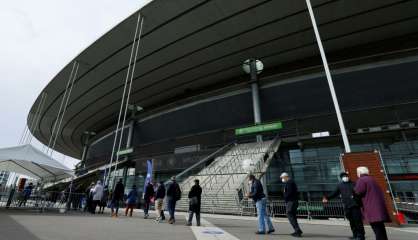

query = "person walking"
[
  {"left": 246, "top": 175, "right": 275, "bottom": 235},
  {"left": 19, "top": 183, "right": 33, "bottom": 207},
  {"left": 85, "top": 182, "right": 95, "bottom": 213},
  {"left": 143, "top": 182, "right": 155, "bottom": 219},
  {"left": 280, "top": 172, "right": 303, "bottom": 237},
  {"left": 155, "top": 181, "right": 166, "bottom": 222},
  {"left": 166, "top": 176, "right": 181, "bottom": 224},
  {"left": 323, "top": 172, "right": 365, "bottom": 240},
  {"left": 92, "top": 180, "right": 104, "bottom": 214},
  {"left": 355, "top": 166, "right": 390, "bottom": 240},
  {"left": 111, "top": 179, "right": 125, "bottom": 218},
  {"left": 187, "top": 179, "right": 202, "bottom": 226},
  {"left": 125, "top": 185, "right": 138, "bottom": 217},
  {"left": 99, "top": 185, "right": 109, "bottom": 214}
]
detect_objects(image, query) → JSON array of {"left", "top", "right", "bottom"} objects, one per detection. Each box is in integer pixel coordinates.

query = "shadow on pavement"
[{"left": 0, "top": 213, "right": 41, "bottom": 240}]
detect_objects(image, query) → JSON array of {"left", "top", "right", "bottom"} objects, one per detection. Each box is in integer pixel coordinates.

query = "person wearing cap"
[
  {"left": 186, "top": 179, "right": 202, "bottom": 226},
  {"left": 323, "top": 172, "right": 365, "bottom": 240},
  {"left": 246, "top": 174, "right": 275, "bottom": 235},
  {"left": 355, "top": 166, "right": 390, "bottom": 240},
  {"left": 280, "top": 172, "right": 303, "bottom": 237},
  {"left": 166, "top": 176, "right": 181, "bottom": 224}
]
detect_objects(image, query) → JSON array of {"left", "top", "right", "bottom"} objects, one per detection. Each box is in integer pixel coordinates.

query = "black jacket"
[
  {"left": 144, "top": 184, "right": 155, "bottom": 200},
  {"left": 113, "top": 182, "right": 124, "bottom": 200},
  {"left": 249, "top": 179, "right": 265, "bottom": 202},
  {"left": 283, "top": 179, "right": 298, "bottom": 202},
  {"left": 326, "top": 181, "right": 360, "bottom": 209},
  {"left": 155, "top": 185, "right": 166, "bottom": 199},
  {"left": 188, "top": 184, "right": 202, "bottom": 212},
  {"left": 167, "top": 181, "right": 181, "bottom": 201}
]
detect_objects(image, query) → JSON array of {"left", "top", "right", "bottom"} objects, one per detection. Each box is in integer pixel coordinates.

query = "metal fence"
[
  {"left": 0, "top": 189, "right": 86, "bottom": 212},
  {"left": 240, "top": 199, "right": 346, "bottom": 219},
  {"left": 395, "top": 197, "right": 418, "bottom": 213}
]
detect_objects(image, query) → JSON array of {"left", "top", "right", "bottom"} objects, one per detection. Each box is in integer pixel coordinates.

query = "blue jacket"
[{"left": 126, "top": 188, "right": 138, "bottom": 204}]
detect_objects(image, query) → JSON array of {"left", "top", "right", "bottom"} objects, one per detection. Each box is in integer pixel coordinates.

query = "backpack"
[{"left": 174, "top": 183, "right": 182, "bottom": 201}]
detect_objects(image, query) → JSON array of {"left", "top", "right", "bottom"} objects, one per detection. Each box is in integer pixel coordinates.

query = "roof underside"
[{"left": 28, "top": 0, "right": 418, "bottom": 158}]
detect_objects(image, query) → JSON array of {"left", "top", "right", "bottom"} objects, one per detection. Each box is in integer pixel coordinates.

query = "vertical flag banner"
[{"left": 143, "top": 159, "right": 153, "bottom": 194}]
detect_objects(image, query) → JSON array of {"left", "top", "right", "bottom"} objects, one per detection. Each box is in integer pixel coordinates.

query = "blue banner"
[{"left": 143, "top": 159, "right": 153, "bottom": 193}]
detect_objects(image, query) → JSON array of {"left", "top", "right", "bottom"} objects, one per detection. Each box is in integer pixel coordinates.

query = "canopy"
[{"left": 0, "top": 144, "right": 74, "bottom": 181}]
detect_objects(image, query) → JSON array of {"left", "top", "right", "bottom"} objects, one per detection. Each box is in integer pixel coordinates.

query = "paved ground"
[{"left": 0, "top": 209, "right": 417, "bottom": 240}]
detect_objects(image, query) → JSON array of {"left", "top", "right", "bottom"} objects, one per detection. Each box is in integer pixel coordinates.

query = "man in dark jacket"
[
  {"left": 280, "top": 172, "right": 302, "bottom": 237},
  {"left": 166, "top": 176, "right": 181, "bottom": 224},
  {"left": 143, "top": 182, "right": 155, "bottom": 219},
  {"left": 111, "top": 179, "right": 124, "bottom": 217},
  {"left": 323, "top": 172, "right": 365, "bottom": 240},
  {"left": 187, "top": 179, "right": 202, "bottom": 226},
  {"left": 247, "top": 175, "right": 275, "bottom": 235}
]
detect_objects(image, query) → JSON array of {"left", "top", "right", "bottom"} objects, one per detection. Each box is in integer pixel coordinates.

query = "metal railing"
[
  {"left": 236, "top": 136, "right": 282, "bottom": 202},
  {"left": 177, "top": 143, "right": 234, "bottom": 190},
  {"left": 0, "top": 189, "right": 86, "bottom": 212},
  {"left": 240, "top": 199, "right": 346, "bottom": 219},
  {"left": 395, "top": 197, "right": 418, "bottom": 213},
  {"left": 208, "top": 140, "right": 278, "bottom": 211}
]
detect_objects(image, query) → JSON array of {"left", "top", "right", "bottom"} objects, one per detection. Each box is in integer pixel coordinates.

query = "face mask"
[
  {"left": 248, "top": 181, "right": 253, "bottom": 185},
  {"left": 342, "top": 177, "right": 349, "bottom": 182},
  {"left": 281, "top": 178, "right": 287, "bottom": 183}
]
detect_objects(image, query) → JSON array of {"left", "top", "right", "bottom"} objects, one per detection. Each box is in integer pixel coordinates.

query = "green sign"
[
  {"left": 235, "top": 122, "right": 283, "bottom": 136},
  {"left": 117, "top": 148, "right": 133, "bottom": 156}
]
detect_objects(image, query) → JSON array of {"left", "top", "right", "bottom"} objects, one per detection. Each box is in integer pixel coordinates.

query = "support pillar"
[
  {"left": 305, "top": 0, "right": 351, "bottom": 153},
  {"left": 249, "top": 59, "right": 263, "bottom": 143}
]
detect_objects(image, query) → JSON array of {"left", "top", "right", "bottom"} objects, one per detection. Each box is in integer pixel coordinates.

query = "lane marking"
[
  {"left": 388, "top": 227, "right": 418, "bottom": 234},
  {"left": 185, "top": 214, "right": 240, "bottom": 240}
]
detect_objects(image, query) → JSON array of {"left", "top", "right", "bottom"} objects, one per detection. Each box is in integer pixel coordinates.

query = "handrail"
[
  {"left": 177, "top": 142, "right": 234, "bottom": 190},
  {"left": 213, "top": 141, "right": 276, "bottom": 198},
  {"left": 238, "top": 136, "right": 282, "bottom": 199}
]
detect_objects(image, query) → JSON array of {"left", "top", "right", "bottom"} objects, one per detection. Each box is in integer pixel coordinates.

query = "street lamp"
[
  {"left": 80, "top": 131, "right": 96, "bottom": 168},
  {"left": 243, "top": 59, "right": 264, "bottom": 143}
]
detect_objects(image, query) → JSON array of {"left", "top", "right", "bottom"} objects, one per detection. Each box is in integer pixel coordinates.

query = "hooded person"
[{"left": 92, "top": 180, "right": 104, "bottom": 214}]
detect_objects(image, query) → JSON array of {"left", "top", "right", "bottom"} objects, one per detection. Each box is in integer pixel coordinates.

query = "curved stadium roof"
[{"left": 28, "top": 0, "right": 418, "bottom": 159}]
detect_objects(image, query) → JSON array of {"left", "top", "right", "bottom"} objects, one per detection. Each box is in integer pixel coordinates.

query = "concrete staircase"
[{"left": 177, "top": 140, "right": 275, "bottom": 214}]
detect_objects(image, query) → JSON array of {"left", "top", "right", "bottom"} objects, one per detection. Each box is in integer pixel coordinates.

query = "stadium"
[{"left": 27, "top": 0, "right": 418, "bottom": 210}]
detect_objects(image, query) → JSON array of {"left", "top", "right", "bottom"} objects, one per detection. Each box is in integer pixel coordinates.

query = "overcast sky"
[{"left": 0, "top": 0, "right": 152, "bottom": 168}]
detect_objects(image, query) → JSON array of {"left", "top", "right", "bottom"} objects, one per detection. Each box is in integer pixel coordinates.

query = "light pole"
[
  {"left": 80, "top": 131, "right": 96, "bottom": 168},
  {"left": 243, "top": 59, "right": 264, "bottom": 143},
  {"left": 305, "top": 0, "right": 351, "bottom": 153}
]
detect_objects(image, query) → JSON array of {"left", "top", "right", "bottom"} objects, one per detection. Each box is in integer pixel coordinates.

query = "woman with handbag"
[{"left": 186, "top": 179, "right": 202, "bottom": 226}]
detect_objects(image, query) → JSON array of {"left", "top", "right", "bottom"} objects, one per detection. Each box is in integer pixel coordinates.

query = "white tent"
[{"left": 0, "top": 144, "right": 74, "bottom": 182}]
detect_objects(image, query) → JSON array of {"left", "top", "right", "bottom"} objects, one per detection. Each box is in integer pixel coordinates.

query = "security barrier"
[
  {"left": 240, "top": 199, "right": 346, "bottom": 220},
  {"left": 0, "top": 189, "right": 86, "bottom": 212}
]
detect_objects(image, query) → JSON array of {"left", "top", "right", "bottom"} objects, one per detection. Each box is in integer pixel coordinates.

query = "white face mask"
[
  {"left": 248, "top": 181, "right": 253, "bottom": 185},
  {"left": 281, "top": 178, "right": 287, "bottom": 183},
  {"left": 342, "top": 177, "right": 349, "bottom": 182}
]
